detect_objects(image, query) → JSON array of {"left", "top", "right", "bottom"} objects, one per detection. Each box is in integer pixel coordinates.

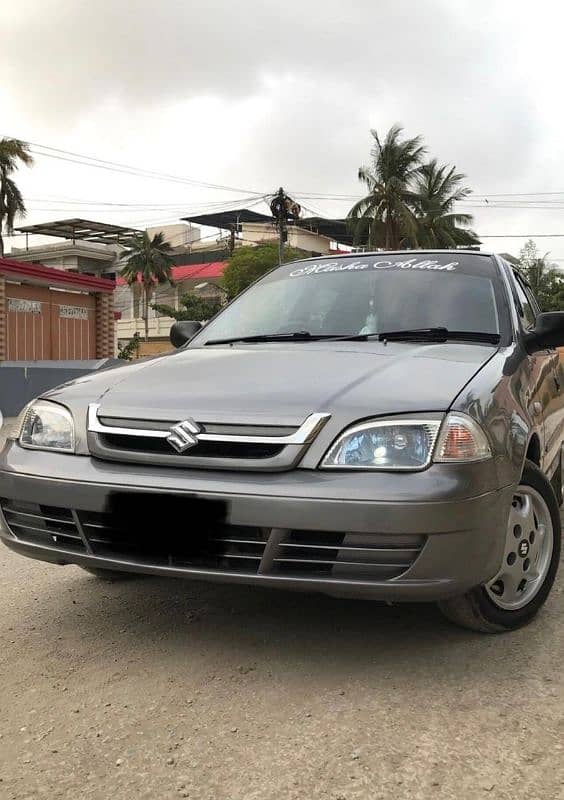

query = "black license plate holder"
[{"left": 105, "top": 491, "right": 229, "bottom": 556}]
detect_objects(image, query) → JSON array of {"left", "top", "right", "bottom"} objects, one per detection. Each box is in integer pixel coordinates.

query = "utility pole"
[{"left": 269, "top": 187, "right": 301, "bottom": 266}]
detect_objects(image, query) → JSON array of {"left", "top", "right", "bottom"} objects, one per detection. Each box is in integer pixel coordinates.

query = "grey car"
[{"left": 1, "top": 250, "right": 563, "bottom": 632}]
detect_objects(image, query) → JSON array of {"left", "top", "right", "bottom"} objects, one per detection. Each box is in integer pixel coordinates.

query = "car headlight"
[
  {"left": 320, "top": 413, "right": 491, "bottom": 470},
  {"left": 17, "top": 400, "right": 75, "bottom": 453}
]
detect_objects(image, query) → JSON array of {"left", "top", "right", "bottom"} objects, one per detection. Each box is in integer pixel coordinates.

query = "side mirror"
[
  {"left": 170, "top": 320, "right": 203, "bottom": 348},
  {"left": 524, "top": 312, "right": 564, "bottom": 354}
]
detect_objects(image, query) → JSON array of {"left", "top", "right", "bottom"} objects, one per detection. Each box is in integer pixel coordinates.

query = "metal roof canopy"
[
  {"left": 182, "top": 209, "right": 355, "bottom": 246},
  {"left": 15, "top": 218, "right": 141, "bottom": 245},
  {"left": 183, "top": 209, "right": 274, "bottom": 228}
]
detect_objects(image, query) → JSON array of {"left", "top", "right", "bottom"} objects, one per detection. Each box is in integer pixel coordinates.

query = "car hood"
[{"left": 44, "top": 341, "right": 496, "bottom": 426}]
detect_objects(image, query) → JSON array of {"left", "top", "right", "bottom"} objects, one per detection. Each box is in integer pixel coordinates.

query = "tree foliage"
[
  {"left": 118, "top": 332, "right": 141, "bottom": 360},
  {"left": 411, "top": 160, "right": 479, "bottom": 248},
  {"left": 0, "top": 138, "right": 34, "bottom": 257},
  {"left": 120, "top": 231, "right": 175, "bottom": 341},
  {"left": 152, "top": 290, "right": 224, "bottom": 322},
  {"left": 348, "top": 125, "right": 479, "bottom": 250},
  {"left": 222, "top": 242, "right": 309, "bottom": 299},
  {"left": 518, "top": 240, "right": 564, "bottom": 312}
]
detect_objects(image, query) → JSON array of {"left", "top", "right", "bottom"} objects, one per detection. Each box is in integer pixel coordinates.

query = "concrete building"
[
  {"left": 10, "top": 220, "right": 202, "bottom": 278},
  {"left": 0, "top": 256, "right": 115, "bottom": 361},
  {"left": 114, "top": 261, "right": 227, "bottom": 356},
  {"left": 9, "top": 239, "right": 120, "bottom": 276}
]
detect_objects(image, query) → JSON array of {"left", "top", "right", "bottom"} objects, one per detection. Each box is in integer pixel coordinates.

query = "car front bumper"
[{"left": 0, "top": 442, "right": 514, "bottom": 601}]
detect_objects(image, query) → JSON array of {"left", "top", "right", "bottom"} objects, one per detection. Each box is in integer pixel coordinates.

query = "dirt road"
[{"left": 1, "top": 424, "right": 563, "bottom": 800}]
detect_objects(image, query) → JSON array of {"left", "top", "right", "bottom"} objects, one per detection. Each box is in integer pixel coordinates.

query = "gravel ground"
[{"left": 1, "top": 422, "right": 563, "bottom": 800}]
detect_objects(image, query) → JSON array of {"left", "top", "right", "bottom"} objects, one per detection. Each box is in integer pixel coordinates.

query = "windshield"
[{"left": 193, "top": 253, "right": 506, "bottom": 345}]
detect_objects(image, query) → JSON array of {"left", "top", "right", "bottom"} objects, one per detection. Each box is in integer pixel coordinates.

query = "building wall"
[
  {"left": 114, "top": 277, "right": 225, "bottom": 343},
  {"left": 0, "top": 259, "right": 115, "bottom": 361},
  {"left": 9, "top": 241, "right": 119, "bottom": 275},
  {"left": 95, "top": 293, "right": 115, "bottom": 358},
  {"left": 4, "top": 283, "right": 98, "bottom": 360},
  {"left": 239, "top": 223, "right": 332, "bottom": 254},
  {"left": 116, "top": 314, "right": 177, "bottom": 343},
  {"left": 0, "top": 276, "right": 6, "bottom": 362},
  {"left": 146, "top": 223, "right": 201, "bottom": 248}
]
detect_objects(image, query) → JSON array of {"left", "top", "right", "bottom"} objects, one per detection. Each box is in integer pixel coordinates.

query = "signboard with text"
[
  {"left": 59, "top": 305, "right": 89, "bottom": 320},
  {"left": 8, "top": 299, "right": 42, "bottom": 314}
]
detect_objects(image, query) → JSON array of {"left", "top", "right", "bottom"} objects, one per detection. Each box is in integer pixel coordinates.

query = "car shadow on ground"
[{"left": 19, "top": 565, "right": 560, "bottom": 689}]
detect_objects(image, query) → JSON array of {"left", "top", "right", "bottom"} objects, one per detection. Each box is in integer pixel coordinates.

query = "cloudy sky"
[{"left": 2, "top": 0, "right": 564, "bottom": 261}]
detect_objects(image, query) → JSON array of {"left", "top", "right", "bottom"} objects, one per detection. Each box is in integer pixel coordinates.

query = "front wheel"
[{"left": 439, "top": 460, "right": 561, "bottom": 633}]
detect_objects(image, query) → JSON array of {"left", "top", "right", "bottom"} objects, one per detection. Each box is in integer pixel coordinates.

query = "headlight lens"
[
  {"left": 18, "top": 400, "right": 75, "bottom": 453},
  {"left": 320, "top": 413, "right": 491, "bottom": 470},
  {"left": 321, "top": 419, "right": 442, "bottom": 470}
]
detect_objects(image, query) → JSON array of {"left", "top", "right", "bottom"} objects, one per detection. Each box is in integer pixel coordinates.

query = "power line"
[
  {"left": 14, "top": 133, "right": 564, "bottom": 209},
  {"left": 480, "top": 234, "right": 564, "bottom": 238},
  {"left": 1, "top": 134, "right": 266, "bottom": 196},
  {"left": 23, "top": 195, "right": 267, "bottom": 216}
]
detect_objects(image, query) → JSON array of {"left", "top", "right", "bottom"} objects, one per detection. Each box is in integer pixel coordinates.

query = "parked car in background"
[{"left": 1, "top": 250, "right": 563, "bottom": 632}]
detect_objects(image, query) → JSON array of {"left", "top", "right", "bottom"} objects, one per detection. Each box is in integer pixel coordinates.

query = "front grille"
[
  {"left": 273, "top": 530, "right": 424, "bottom": 580},
  {"left": 80, "top": 509, "right": 269, "bottom": 572},
  {"left": 1, "top": 499, "right": 425, "bottom": 582},
  {"left": 87, "top": 404, "right": 331, "bottom": 472},
  {"left": 1, "top": 500, "right": 86, "bottom": 553},
  {"left": 99, "top": 434, "right": 284, "bottom": 460}
]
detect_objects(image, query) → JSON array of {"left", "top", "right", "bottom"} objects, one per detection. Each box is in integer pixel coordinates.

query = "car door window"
[{"left": 512, "top": 272, "right": 536, "bottom": 330}]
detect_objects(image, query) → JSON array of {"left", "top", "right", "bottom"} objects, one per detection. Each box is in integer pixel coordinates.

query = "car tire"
[
  {"left": 438, "top": 460, "right": 561, "bottom": 633},
  {"left": 80, "top": 566, "right": 145, "bottom": 582}
]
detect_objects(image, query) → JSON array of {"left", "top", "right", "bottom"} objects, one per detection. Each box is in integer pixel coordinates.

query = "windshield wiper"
[
  {"left": 204, "top": 331, "right": 332, "bottom": 346},
  {"left": 205, "top": 327, "right": 501, "bottom": 346},
  {"left": 331, "top": 327, "right": 501, "bottom": 344}
]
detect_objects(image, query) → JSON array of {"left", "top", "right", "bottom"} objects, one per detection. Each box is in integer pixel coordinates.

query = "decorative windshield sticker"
[{"left": 289, "top": 258, "right": 459, "bottom": 277}]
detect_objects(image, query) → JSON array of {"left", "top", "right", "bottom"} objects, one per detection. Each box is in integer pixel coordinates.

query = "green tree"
[
  {"left": 412, "top": 160, "right": 479, "bottom": 248},
  {"left": 222, "top": 241, "right": 309, "bottom": 299},
  {"left": 348, "top": 126, "right": 480, "bottom": 250},
  {"left": 518, "top": 239, "right": 564, "bottom": 311},
  {"left": 0, "top": 138, "right": 34, "bottom": 257},
  {"left": 117, "top": 332, "right": 141, "bottom": 360},
  {"left": 347, "top": 125, "right": 426, "bottom": 249},
  {"left": 152, "top": 290, "right": 224, "bottom": 322},
  {"left": 120, "top": 231, "right": 175, "bottom": 341}
]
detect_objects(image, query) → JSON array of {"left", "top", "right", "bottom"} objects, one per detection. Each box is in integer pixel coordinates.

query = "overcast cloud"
[{"left": 2, "top": 0, "right": 564, "bottom": 260}]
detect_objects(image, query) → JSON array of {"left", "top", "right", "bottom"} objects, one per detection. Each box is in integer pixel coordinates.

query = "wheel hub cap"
[{"left": 485, "top": 485, "right": 553, "bottom": 611}]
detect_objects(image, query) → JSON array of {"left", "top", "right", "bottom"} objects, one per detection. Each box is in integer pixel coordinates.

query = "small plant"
[{"left": 118, "top": 332, "right": 141, "bottom": 360}]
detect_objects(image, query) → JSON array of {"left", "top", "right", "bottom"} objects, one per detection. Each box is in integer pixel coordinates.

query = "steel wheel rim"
[{"left": 486, "top": 485, "right": 554, "bottom": 611}]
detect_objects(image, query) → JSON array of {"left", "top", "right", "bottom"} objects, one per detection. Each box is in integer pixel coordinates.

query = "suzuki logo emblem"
[{"left": 167, "top": 418, "right": 201, "bottom": 453}]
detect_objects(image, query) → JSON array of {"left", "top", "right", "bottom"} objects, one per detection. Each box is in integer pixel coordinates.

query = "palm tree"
[
  {"left": 0, "top": 138, "right": 34, "bottom": 257},
  {"left": 347, "top": 125, "right": 426, "bottom": 249},
  {"left": 412, "top": 160, "right": 480, "bottom": 248},
  {"left": 120, "top": 231, "right": 175, "bottom": 342}
]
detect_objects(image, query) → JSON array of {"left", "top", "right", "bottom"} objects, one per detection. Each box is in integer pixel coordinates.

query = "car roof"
[{"left": 298, "top": 249, "right": 496, "bottom": 262}]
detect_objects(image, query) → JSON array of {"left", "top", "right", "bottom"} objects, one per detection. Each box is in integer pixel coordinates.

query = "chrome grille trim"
[
  {"left": 87, "top": 404, "right": 330, "bottom": 445},
  {"left": 98, "top": 417, "right": 299, "bottom": 438}
]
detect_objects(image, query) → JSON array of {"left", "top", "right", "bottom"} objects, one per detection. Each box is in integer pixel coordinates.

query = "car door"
[{"left": 512, "top": 270, "right": 560, "bottom": 476}]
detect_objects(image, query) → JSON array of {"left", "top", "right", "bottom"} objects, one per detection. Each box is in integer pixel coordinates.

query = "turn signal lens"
[{"left": 434, "top": 413, "right": 491, "bottom": 463}]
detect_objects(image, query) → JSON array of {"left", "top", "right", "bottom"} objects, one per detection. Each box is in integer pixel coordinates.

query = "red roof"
[
  {"left": 172, "top": 261, "right": 227, "bottom": 280},
  {"left": 115, "top": 261, "right": 227, "bottom": 286},
  {"left": 0, "top": 256, "right": 115, "bottom": 293}
]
